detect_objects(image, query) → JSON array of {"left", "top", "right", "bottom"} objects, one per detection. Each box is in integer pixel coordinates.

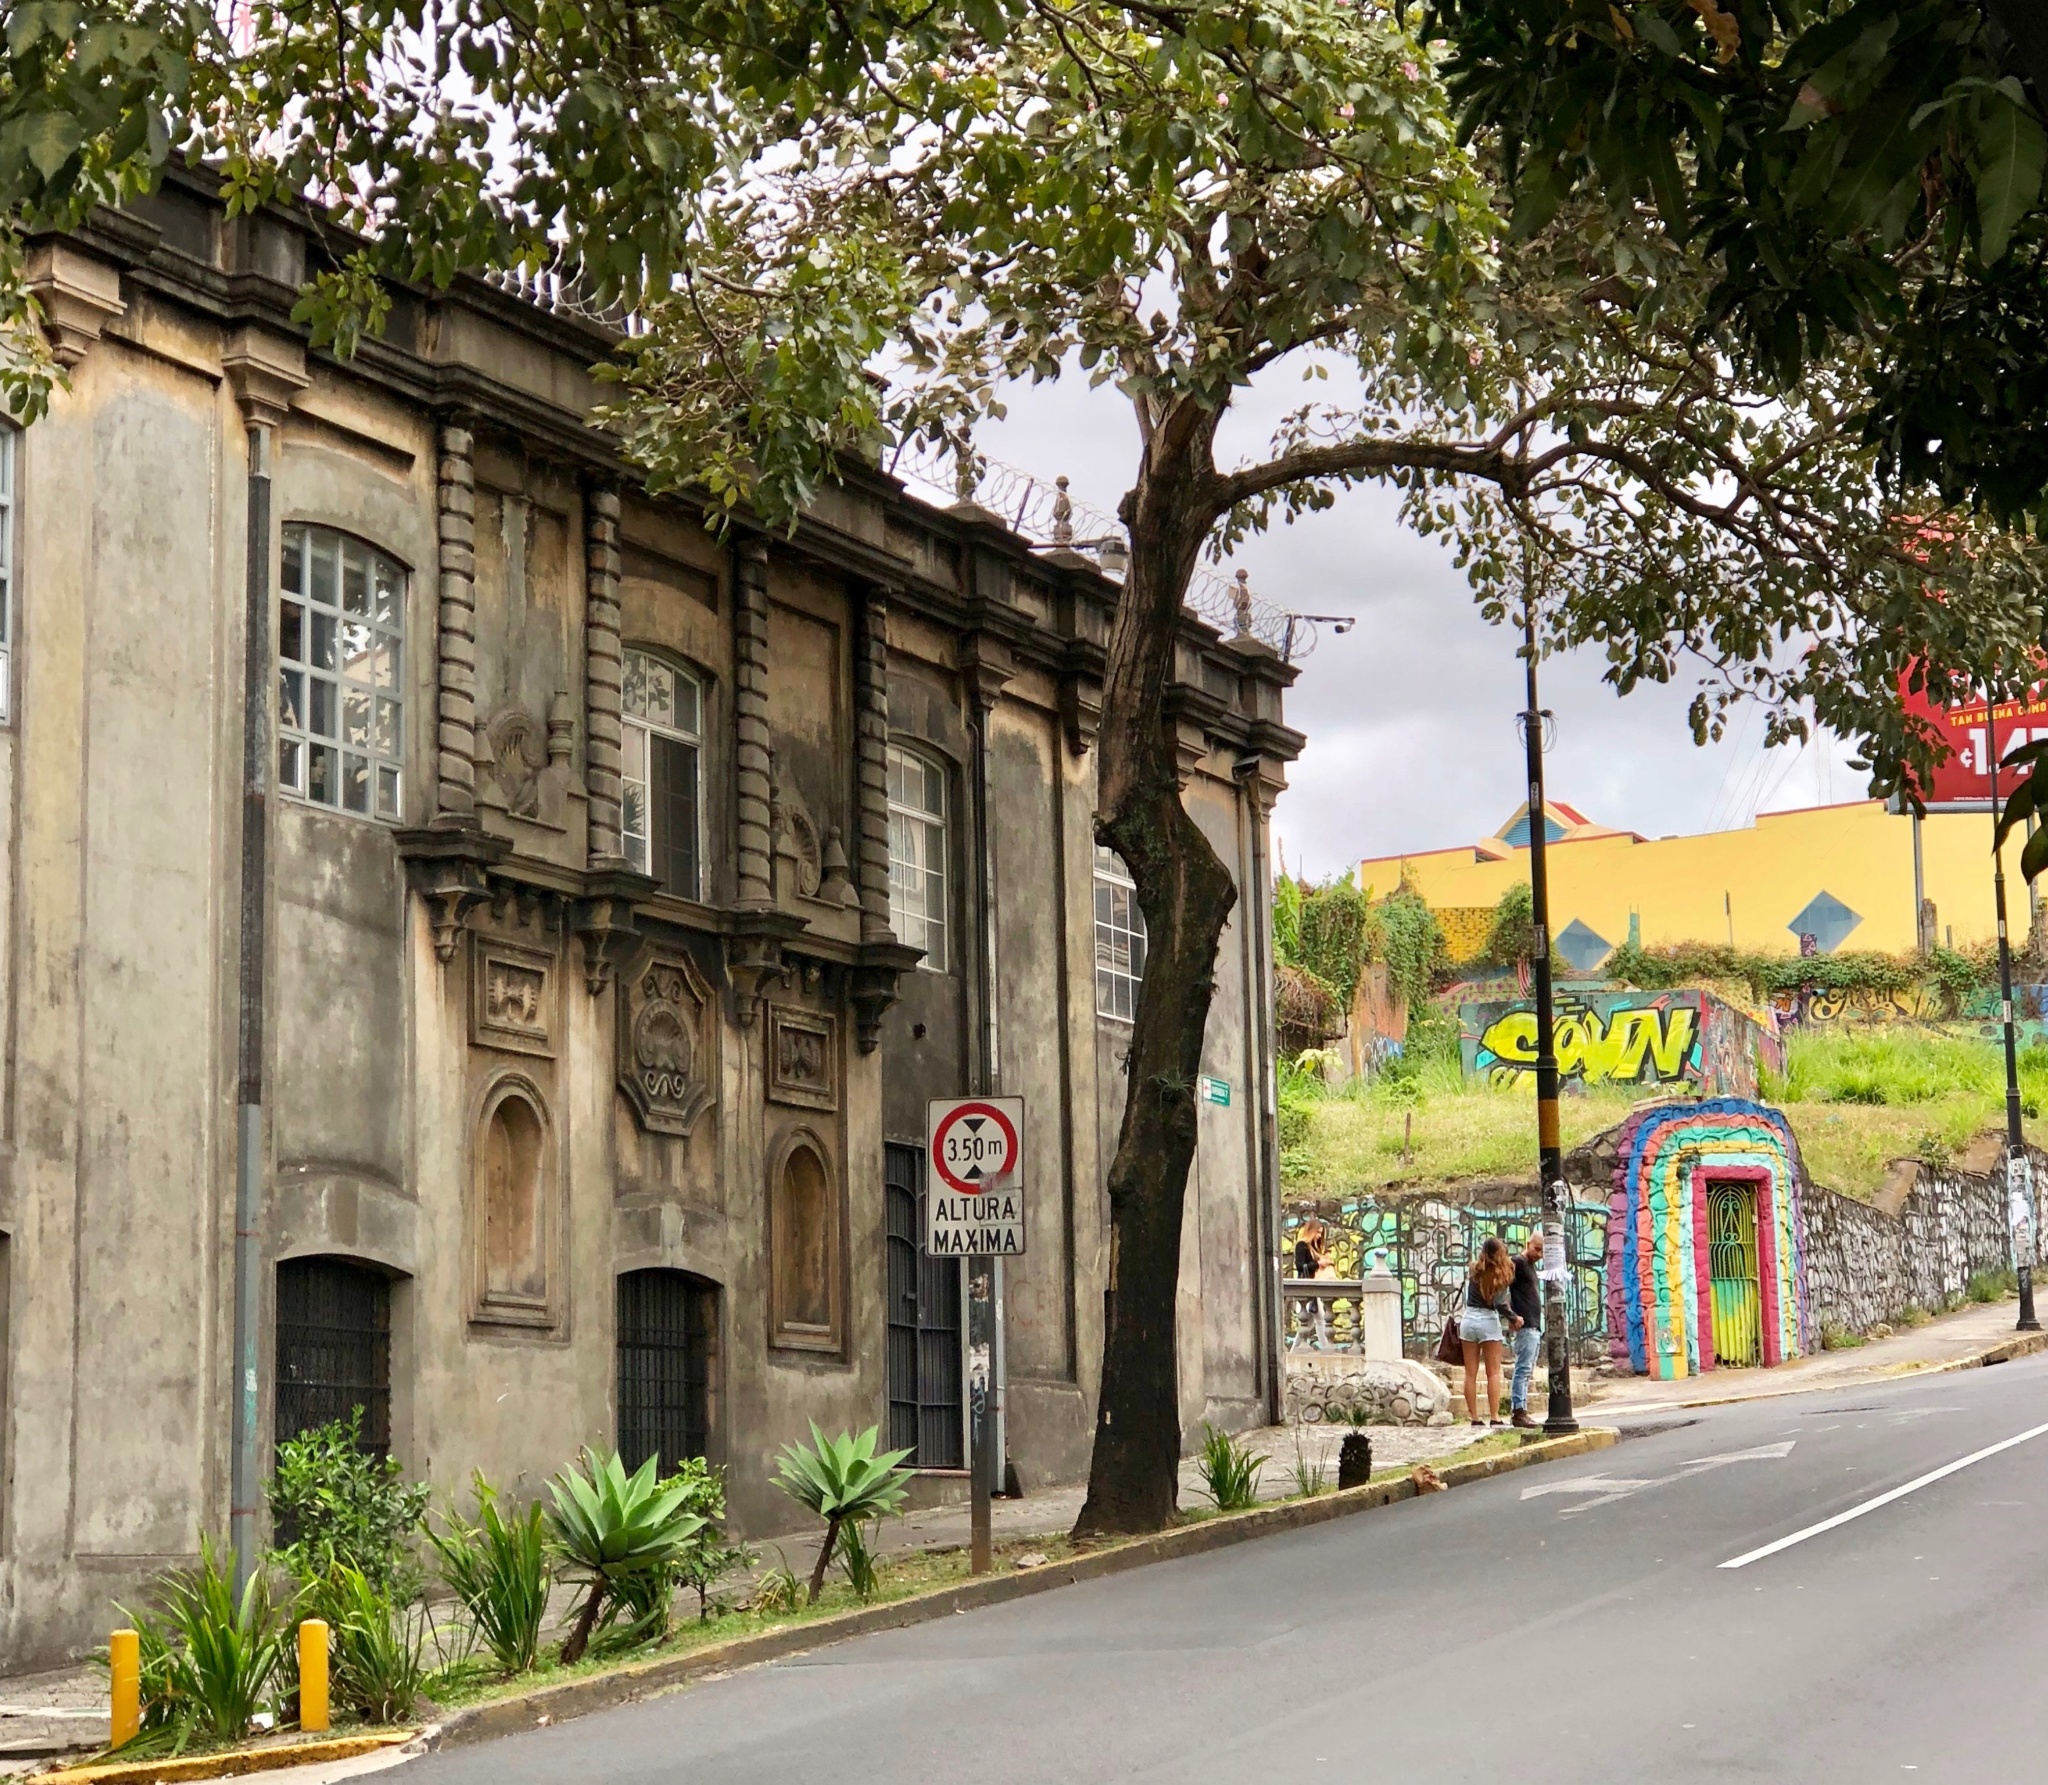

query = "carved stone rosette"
[{"left": 617, "top": 953, "right": 715, "bottom": 1136}]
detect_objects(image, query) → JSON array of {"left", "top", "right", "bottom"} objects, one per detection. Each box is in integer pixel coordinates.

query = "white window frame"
[
  {"left": 620, "top": 647, "right": 706, "bottom": 899},
  {"left": 1093, "top": 845, "right": 1147, "bottom": 1022},
  {"left": 887, "top": 743, "right": 949, "bottom": 972},
  {"left": 278, "top": 524, "right": 406, "bottom": 820},
  {"left": 0, "top": 428, "right": 13, "bottom": 725}
]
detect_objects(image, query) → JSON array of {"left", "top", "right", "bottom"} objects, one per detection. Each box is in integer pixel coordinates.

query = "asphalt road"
[{"left": 402, "top": 1354, "right": 2048, "bottom": 1784}]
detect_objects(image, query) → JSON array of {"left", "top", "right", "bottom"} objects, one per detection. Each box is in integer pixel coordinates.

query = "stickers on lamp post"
[{"left": 926, "top": 1097, "right": 1026, "bottom": 1256}]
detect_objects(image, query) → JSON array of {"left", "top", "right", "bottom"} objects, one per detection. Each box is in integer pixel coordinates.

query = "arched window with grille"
[
  {"left": 275, "top": 1256, "right": 393, "bottom": 1454},
  {"left": 616, "top": 1270, "right": 716, "bottom": 1473}
]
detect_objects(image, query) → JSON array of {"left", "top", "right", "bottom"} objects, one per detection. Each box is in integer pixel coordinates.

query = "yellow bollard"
[
  {"left": 298, "top": 1618, "right": 330, "bottom": 1733},
  {"left": 109, "top": 1628, "right": 140, "bottom": 1750}
]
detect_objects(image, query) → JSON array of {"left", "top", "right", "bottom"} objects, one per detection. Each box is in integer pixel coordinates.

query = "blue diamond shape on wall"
[
  {"left": 1789, "top": 890, "right": 1862, "bottom": 954},
  {"left": 1554, "top": 918, "right": 1612, "bottom": 973}
]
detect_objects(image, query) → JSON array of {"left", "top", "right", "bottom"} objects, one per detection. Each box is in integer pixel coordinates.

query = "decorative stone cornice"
[
  {"left": 957, "top": 629, "right": 1017, "bottom": 716},
  {"left": 25, "top": 242, "right": 125, "bottom": 367},
  {"left": 394, "top": 825, "right": 512, "bottom": 963},
  {"left": 221, "top": 325, "right": 308, "bottom": 429}
]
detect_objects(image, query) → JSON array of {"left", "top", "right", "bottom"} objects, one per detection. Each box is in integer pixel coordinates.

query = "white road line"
[{"left": 1719, "top": 1420, "right": 2048, "bottom": 1570}]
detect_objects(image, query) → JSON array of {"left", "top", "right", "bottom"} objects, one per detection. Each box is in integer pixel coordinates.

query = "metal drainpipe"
[{"left": 230, "top": 423, "right": 273, "bottom": 1591}]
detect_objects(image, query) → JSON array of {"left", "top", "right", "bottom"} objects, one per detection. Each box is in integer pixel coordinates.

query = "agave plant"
[
  {"left": 773, "top": 1424, "right": 914, "bottom": 1605},
  {"left": 544, "top": 1450, "right": 705, "bottom": 1663},
  {"left": 428, "top": 1476, "right": 550, "bottom": 1675}
]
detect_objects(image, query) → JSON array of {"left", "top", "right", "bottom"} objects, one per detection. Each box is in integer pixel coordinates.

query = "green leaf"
[
  {"left": 14, "top": 107, "right": 82, "bottom": 182},
  {"left": 1975, "top": 95, "right": 2047, "bottom": 266}
]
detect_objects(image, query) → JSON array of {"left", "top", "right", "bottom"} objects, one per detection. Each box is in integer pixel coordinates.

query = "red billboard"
[{"left": 1899, "top": 674, "right": 2048, "bottom": 808}]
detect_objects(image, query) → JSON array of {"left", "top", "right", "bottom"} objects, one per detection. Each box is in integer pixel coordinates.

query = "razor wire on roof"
[{"left": 888, "top": 438, "right": 1330, "bottom": 660}]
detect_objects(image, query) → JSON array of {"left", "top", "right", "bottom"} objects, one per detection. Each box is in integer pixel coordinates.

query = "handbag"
[{"left": 1435, "top": 1308, "right": 1464, "bottom": 1365}]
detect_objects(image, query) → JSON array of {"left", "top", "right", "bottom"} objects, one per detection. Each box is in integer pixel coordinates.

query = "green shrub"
[
  {"left": 1482, "top": 881, "right": 1535, "bottom": 970},
  {"left": 668, "top": 1460, "right": 757, "bottom": 1623},
  {"left": 1290, "top": 1436, "right": 1327, "bottom": 1498},
  {"left": 1195, "top": 1424, "right": 1265, "bottom": 1511},
  {"left": 116, "top": 1541, "right": 288, "bottom": 1749},
  {"left": 1899, "top": 1304, "right": 1931, "bottom": 1327},
  {"left": 773, "top": 1424, "right": 914, "bottom": 1605},
  {"left": 544, "top": 1450, "right": 706, "bottom": 1663},
  {"left": 1967, "top": 1268, "right": 2017, "bottom": 1304},
  {"left": 428, "top": 1477, "right": 550, "bottom": 1676},
  {"left": 1819, "top": 1318, "right": 1865, "bottom": 1351},
  {"left": 270, "top": 1413, "right": 430, "bottom": 1597}
]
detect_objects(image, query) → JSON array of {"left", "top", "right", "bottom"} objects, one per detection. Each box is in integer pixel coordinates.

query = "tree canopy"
[{"left": 1424, "top": 0, "right": 2048, "bottom": 520}]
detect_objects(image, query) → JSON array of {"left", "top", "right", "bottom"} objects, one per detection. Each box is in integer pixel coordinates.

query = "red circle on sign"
[{"left": 930, "top": 1102, "right": 1020, "bottom": 1196}]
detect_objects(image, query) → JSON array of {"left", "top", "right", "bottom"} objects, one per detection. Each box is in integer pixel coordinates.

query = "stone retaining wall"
[{"left": 1802, "top": 1147, "right": 2046, "bottom": 1336}]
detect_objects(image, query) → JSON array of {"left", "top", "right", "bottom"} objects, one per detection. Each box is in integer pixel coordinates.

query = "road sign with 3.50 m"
[{"left": 925, "top": 1096, "right": 1026, "bottom": 1256}]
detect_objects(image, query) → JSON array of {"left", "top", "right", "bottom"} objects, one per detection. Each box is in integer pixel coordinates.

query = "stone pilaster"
[
  {"left": 734, "top": 540, "right": 774, "bottom": 908},
  {"left": 583, "top": 484, "right": 625, "bottom": 862},
  {"left": 435, "top": 424, "right": 479, "bottom": 825},
  {"left": 855, "top": 590, "right": 895, "bottom": 943}
]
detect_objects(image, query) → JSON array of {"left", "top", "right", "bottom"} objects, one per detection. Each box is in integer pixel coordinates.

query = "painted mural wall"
[
  {"left": 1603, "top": 1100, "right": 1811, "bottom": 1380},
  {"left": 1461, "top": 988, "right": 1780, "bottom": 1096}
]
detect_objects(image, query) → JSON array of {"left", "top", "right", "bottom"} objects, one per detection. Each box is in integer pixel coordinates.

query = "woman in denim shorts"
[{"left": 1458, "top": 1236, "right": 1520, "bottom": 1427}]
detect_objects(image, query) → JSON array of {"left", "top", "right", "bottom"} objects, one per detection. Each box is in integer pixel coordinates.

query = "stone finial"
[
  {"left": 1051, "top": 476, "right": 1074, "bottom": 545},
  {"left": 1232, "top": 568, "right": 1255, "bottom": 639}
]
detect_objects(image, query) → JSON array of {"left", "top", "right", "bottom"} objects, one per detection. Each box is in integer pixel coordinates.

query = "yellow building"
[{"left": 1360, "top": 798, "right": 2034, "bottom": 966}]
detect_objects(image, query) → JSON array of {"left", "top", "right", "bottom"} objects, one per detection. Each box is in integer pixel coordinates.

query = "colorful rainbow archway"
[{"left": 1603, "top": 1099, "right": 1810, "bottom": 1378}]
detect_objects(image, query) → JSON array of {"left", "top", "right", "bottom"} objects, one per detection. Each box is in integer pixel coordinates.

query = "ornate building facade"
[{"left": 0, "top": 172, "right": 1300, "bottom": 1665}]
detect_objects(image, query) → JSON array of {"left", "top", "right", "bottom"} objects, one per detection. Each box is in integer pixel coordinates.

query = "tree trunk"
[
  {"left": 806, "top": 1514, "right": 843, "bottom": 1605},
  {"left": 1074, "top": 404, "right": 1238, "bottom": 1538},
  {"left": 559, "top": 1578, "right": 606, "bottom": 1665}
]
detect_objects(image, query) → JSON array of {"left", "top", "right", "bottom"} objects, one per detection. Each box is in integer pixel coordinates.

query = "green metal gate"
[{"left": 1707, "top": 1182, "right": 1762, "bottom": 1367}]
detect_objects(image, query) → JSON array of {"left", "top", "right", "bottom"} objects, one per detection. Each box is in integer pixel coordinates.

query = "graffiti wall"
[
  {"left": 1280, "top": 1190, "right": 1610, "bottom": 1365},
  {"left": 1602, "top": 1099, "right": 1810, "bottom": 1379},
  {"left": 1461, "top": 988, "right": 1778, "bottom": 1094}
]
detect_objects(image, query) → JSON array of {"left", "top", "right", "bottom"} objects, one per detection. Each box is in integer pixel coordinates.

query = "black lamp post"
[
  {"left": 1986, "top": 690, "right": 2041, "bottom": 1332},
  {"left": 1521, "top": 597, "right": 1579, "bottom": 1433}
]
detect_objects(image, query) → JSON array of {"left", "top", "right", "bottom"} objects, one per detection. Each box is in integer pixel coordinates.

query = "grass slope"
[{"left": 1283, "top": 1030, "right": 2048, "bottom": 1202}]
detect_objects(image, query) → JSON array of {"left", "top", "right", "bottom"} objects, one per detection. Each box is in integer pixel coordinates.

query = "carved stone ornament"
[
  {"left": 470, "top": 937, "right": 555, "bottom": 1057},
  {"left": 767, "top": 1004, "right": 838, "bottom": 1111},
  {"left": 484, "top": 705, "right": 549, "bottom": 818},
  {"left": 618, "top": 954, "right": 715, "bottom": 1137}
]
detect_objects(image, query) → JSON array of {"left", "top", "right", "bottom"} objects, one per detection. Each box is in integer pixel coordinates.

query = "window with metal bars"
[
  {"left": 616, "top": 1269, "right": 716, "bottom": 1474},
  {"left": 275, "top": 1257, "right": 393, "bottom": 1454},
  {"left": 884, "top": 1143, "right": 964, "bottom": 1468}
]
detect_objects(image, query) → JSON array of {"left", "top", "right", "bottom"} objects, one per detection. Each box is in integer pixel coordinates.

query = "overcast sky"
[{"left": 939, "top": 369, "right": 1867, "bottom": 884}]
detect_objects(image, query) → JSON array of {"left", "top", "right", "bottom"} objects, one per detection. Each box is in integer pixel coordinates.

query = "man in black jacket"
[{"left": 1508, "top": 1232, "right": 1545, "bottom": 1429}]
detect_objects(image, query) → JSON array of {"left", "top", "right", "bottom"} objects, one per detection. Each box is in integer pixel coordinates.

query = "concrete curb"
[
  {"left": 1583, "top": 1328, "right": 2048, "bottom": 1418},
  {"left": 421, "top": 1426, "right": 1620, "bottom": 1752},
  {"left": 38, "top": 1731, "right": 416, "bottom": 1785}
]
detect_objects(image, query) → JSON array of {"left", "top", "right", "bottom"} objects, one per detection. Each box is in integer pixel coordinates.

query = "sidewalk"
[{"left": 1578, "top": 1294, "right": 2042, "bottom": 1418}]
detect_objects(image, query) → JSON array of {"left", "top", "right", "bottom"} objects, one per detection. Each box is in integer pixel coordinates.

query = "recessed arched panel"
[
  {"left": 472, "top": 1077, "right": 560, "bottom": 1331},
  {"left": 770, "top": 1131, "right": 843, "bottom": 1352}
]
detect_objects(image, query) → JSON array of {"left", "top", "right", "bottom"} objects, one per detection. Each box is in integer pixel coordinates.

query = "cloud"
[{"left": 972, "top": 371, "right": 1864, "bottom": 882}]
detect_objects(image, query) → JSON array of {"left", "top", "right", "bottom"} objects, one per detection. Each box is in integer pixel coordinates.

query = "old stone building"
[{"left": 0, "top": 172, "right": 1300, "bottom": 1666}]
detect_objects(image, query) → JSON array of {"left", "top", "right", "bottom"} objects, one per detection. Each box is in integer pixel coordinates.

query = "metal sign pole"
[
  {"left": 1987, "top": 694, "right": 2041, "bottom": 1332},
  {"left": 968, "top": 1255, "right": 994, "bottom": 1574},
  {"left": 1523, "top": 592, "right": 1579, "bottom": 1434}
]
